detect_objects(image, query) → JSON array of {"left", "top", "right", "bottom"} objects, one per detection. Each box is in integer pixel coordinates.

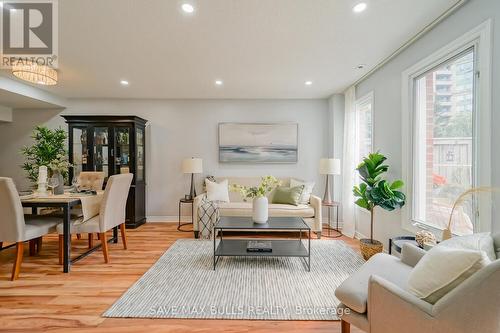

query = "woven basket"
[{"left": 360, "top": 239, "right": 383, "bottom": 260}]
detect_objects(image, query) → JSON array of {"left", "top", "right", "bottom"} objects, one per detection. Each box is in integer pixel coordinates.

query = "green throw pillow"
[{"left": 272, "top": 185, "right": 305, "bottom": 206}]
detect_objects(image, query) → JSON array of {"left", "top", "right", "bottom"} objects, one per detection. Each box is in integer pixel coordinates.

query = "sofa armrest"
[
  {"left": 368, "top": 275, "right": 435, "bottom": 333},
  {"left": 400, "top": 243, "right": 427, "bottom": 267},
  {"left": 192, "top": 193, "right": 207, "bottom": 231},
  {"left": 309, "top": 195, "right": 322, "bottom": 233}
]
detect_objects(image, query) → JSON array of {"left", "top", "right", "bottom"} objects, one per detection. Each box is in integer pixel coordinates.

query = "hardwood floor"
[{"left": 0, "top": 223, "right": 362, "bottom": 333}]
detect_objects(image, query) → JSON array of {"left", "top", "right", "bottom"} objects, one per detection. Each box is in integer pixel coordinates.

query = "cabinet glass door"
[
  {"left": 115, "top": 127, "right": 131, "bottom": 175},
  {"left": 136, "top": 128, "right": 144, "bottom": 181},
  {"left": 93, "top": 127, "right": 109, "bottom": 180},
  {"left": 72, "top": 127, "right": 88, "bottom": 180}
]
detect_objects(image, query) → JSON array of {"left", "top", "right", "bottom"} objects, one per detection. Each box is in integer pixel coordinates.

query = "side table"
[
  {"left": 323, "top": 201, "right": 341, "bottom": 238},
  {"left": 178, "top": 198, "right": 194, "bottom": 232}
]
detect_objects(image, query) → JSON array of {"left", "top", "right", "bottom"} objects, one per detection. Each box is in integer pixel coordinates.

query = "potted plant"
[
  {"left": 21, "top": 126, "right": 72, "bottom": 193},
  {"left": 353, "top": 152, "right": 405, "bottom": 260},
  {"left": 230, "top": 176, "right": 280, "bottom": 223}
]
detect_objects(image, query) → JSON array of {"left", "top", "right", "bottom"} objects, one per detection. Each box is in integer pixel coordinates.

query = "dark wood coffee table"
[{"left": 213, "top": 216, "right": 311, "bottom": 271}]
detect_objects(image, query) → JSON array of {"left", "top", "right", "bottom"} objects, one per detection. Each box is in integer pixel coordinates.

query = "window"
[
  {"left": 402, "top": 21, "right": 492, "bottom": 235},
  {"left": 355, "top": 92, "right": 373, "bottom": 167},
  {"left": 413, "top": 49, "right": 475, "bottom": 235}
]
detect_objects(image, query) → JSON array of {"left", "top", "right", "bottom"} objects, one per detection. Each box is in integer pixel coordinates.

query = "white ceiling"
[{"left": 5, "top": 0, "right": 459, "bottom": 99}]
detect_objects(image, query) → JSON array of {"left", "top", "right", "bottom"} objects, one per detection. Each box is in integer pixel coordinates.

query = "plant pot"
[
  {"left": 252, "top": 196, "right": 268, "bottom": 224},
  {"left": 360, "top": 238, "right": 383, "bottom": 260}
]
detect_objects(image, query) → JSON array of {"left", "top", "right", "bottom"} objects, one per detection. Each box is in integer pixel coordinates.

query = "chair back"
[
  {"left": 99, "top": 173, "right": 133, "bottom": 231},
  {"left": 78, "top": 172, "right": 105, "bottom": 190},
  {"left": 0, "top": 177, "right": 26, "bottom": 242}
]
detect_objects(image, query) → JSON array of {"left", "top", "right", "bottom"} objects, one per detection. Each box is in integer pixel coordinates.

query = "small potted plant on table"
[{"left": 353, "top": 152, "right": 405, "bottom": 260}]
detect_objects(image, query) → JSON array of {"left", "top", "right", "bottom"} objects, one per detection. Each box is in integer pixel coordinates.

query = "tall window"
[
  {"left": 355, "top": 92, "right": 373, "bottom": 167},
  {"left": 413, "top": 49, "right": 475, "bottom": 235}
]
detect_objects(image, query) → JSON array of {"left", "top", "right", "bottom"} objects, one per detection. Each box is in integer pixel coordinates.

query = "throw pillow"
[
  {"left": 290, "top": 179, "right": 315, "bottom": 205},
  {"left": 205, "top": 179, "right": 230, "bottom": 203},
  {"left": 438, "top": 232, "right": 496, "bottom": 262},
  {"left": 272, "top": 185, "right": 304, "bottom": 206},
  {"left": 407, "top": 246, "right": 490, "bottom": 304}
]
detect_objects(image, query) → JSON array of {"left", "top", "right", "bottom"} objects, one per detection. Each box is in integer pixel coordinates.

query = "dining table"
[{"left": 20, "top": 191, "right": 117, "bottom": 273}]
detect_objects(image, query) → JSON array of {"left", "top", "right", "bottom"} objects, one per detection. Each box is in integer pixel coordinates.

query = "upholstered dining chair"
[
  {"left": 57, "top": 173, "right": 133, "bottom": 264},
  {"left": 0, "top": 177, "right": 60, "bottom": 280},
  {"left": 77, "top": 171, "right": 105, "bottom": 190}
]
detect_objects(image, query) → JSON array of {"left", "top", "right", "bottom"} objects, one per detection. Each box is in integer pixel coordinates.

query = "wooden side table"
[
  {"left": 178, "top": 198, "right": 194, "bottom": 232},
  {"left": 323, "top": 201, "right": 341, "bottom": 238}
]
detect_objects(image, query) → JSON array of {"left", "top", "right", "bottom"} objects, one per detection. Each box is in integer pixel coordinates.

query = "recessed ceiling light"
[
  {"left": 355, "top": 64, "right": 366, "bottom": 70},
  {"left": 120, "top": 80, "right": 129, "bottom": 86},
  {"left": 305, "top": 81, "right": 313, "bottom": 86},
  {"left": 215, "top": 80, "right": 223, "bottom": 86},
  {"left": 353, "top": 2, "right": 367, "bottom": 13},
  {"left": 181, "top": 3, "right": 194, "bottom": 13}
]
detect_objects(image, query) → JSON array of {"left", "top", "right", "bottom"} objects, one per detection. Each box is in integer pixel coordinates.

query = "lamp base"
[{"left": 322, "top": 174, "right": 332, "bottom": 205}]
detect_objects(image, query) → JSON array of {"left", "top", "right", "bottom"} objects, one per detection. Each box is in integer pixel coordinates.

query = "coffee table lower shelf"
[{"left": 213, "top": 239, "right": 310, "bottom": 271}]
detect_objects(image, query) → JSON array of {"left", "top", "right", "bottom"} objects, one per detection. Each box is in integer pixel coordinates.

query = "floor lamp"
[
  {"left": 319, "top": 158, "right": 341, "bottom": 205},
  {"left": 182, "top": 158, "right": 203, "bottom": 200}
]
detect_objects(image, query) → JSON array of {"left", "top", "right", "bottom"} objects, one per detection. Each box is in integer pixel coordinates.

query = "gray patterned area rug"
[{"left": 104, "top": 239, "right": 363, "bottom": 320}]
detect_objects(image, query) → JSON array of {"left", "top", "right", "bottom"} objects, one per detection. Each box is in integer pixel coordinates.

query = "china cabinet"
[{"left": 63, "top": 115, "right": 147, "bottom": 228}]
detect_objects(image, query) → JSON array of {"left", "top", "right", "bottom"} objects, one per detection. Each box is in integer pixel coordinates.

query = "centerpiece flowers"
[{"left": 230, "top": 176, "right": 281, "bottom": 223}]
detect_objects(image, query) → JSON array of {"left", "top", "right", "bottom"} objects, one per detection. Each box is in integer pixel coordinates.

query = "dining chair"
[
  {"left": 0, "top": 177, "right": 60, "bottom": 280},
  {"left": 57, "top": 173, "right": 133, "bottom": 264},
  {"left": 77, "top": 171, "right": 105, "bottom": 190}
]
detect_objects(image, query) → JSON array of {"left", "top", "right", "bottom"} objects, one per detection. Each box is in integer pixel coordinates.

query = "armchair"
[{"left": 336, "top": 239, "right": 500, "bottom": 333}]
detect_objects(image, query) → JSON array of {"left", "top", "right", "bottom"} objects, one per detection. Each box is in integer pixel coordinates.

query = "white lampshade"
[
  {"left": 319, "top": 158, "right": 341, "bottom": 175},
  {"left": 182, "top": 158, "right": 203, "bottom": 174}
]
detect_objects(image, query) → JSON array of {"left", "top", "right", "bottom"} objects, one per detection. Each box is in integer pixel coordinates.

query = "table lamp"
[
  {"left": 319, "top": 158, "right": 341, "bottom": 205},
  {"left": 182, "top": 157, "right": 203, "bottom": 200}
]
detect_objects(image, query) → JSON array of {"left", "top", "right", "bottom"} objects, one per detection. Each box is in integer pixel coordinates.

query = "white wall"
[
  {"left": 355, "top": 0, "right": 500, "bottom": 244},
  {"left": 0, "top": 99, "right": 329, "bottom": 219},
  {"left": 0, "top": 105, "right": 12, "bottom": 122}
]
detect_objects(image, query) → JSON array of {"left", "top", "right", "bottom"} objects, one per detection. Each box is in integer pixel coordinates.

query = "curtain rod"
[{"left": 349, "top": 0, "right": 469, "bottom": 89}]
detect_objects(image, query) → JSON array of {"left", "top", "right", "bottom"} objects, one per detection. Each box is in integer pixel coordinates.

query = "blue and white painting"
[{"left": 219, "top": 123, "right": 298, "bottom": 163}]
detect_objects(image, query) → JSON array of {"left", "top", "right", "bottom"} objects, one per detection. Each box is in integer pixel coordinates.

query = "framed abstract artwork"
[{"left": 218, "top": 123, "right": 298, "bottom": 163}]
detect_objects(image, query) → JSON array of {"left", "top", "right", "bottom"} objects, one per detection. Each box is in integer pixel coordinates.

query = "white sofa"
[{"left": 193, "top": 177, "right": 322, "bottom": 238}]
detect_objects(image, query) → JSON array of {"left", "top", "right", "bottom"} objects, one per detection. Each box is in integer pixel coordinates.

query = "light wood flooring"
[{"left": 0, "top": 223, "right": 362, "bottom": 333}]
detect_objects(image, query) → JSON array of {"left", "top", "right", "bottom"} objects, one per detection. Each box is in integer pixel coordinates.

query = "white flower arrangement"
[{"left": 230, "top": 175, "right": 281, "bottom": 201}]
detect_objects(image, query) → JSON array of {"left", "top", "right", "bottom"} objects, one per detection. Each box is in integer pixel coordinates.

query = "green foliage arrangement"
[
  {"left": 230, "top": 175, "right": 281, "bottom": 200},
  {"left": 353, "top": 152, "right": 406, "bottom": 243},
  {"left": 21, "top": 126, "right": 71, "bottom": 184}
]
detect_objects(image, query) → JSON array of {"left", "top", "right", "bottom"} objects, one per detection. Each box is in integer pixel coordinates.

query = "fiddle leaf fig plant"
[{"left": 353, "top": 152, "right": 406, "bottom": 243}]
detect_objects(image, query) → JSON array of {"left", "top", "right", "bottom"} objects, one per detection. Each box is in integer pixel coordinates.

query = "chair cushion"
[
  {"left": 56, "top": 215, "right": 101, "bottom": 234},
  {"left": 407, "top": 246, "right": 490, "bottom": 304},
  {"left": 335, "top": 253, "right": 413, "bottom": 313},
  {"left": 24, "top": 215, "right": 60, "bottom": 241},
  {"left": 438, "top": 232, "right": 496, "bottom": 261},
  {"left": 217, "top": 202, "right": 314, "bottom": 217}
]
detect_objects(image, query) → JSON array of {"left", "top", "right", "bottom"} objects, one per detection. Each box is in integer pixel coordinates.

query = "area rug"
[{"left": 104, "top": 239, "right": 363, "bottom": 320}]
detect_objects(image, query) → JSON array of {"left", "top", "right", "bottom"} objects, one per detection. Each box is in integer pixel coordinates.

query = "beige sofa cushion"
[
  {"left": 335, "top": 253, "right": 413, "bottom": 313},
  {"left": 407, "top": 246, "right": 490, "bottom": 304},
  {"left": 219, "top": 177, "right": 290, "bottom": 203},
  {"left": 217, "top": 202, "right": 314, "bottom": 217},
  {"left": 438, "top": 232, "right": 496, "bottom": 261}
]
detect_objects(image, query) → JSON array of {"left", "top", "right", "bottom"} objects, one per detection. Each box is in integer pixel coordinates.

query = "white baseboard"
[{"left": 146, "top": 216, "right": 191, "bottom": 223}]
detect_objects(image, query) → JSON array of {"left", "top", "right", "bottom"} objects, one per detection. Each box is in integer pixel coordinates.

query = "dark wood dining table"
[{"left": 20, "top": 196, "right": 118, "bottom": 273}]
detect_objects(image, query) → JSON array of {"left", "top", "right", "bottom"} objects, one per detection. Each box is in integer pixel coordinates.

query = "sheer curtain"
[{"left": 342, "top": 86, "right": 357, "bottom": 237}]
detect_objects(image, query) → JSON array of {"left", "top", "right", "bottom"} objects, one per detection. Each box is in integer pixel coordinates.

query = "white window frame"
[
  {"left": 401, "top": 20, "right": 492, "bottom": 236},
  {"left": 354, "top": 91, "right": 374, "bottom": 215}
]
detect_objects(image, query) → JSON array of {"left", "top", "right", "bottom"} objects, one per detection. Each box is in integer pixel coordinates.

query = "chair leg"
[
  {"left": 97, "top": 233, "right": 101, "bottom": 240},
  {"left": 76, "top": 233, "right": 82, "bottom": 240},
  {"left": 58, "top": 235, "right": 63, "bottom": 265},
  {"left": 88, "top": 233, "right": 94, "bottom": 249},
  {"left": 36, "top": 237, "right": 43, "bottom": 253},
  {"left": 100, "top": 233, "right": 109, "bottom": 263},
  {"left": 341, "top": 319, "right": 350, "bottom": 333},
  {"left": 29, "top": 239, "right": 36, "bottom": 256},
  {"left": 119, "top": 223, "right": 127, "bottom": 250},
  {"left": 11, "top": 242, "right": 24, "bottom": 281},
  {"left": 0, "top": 241, "right": 3, "bottom": 250}
]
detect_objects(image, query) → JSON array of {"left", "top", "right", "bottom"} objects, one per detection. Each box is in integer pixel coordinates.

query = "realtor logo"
[{"left": 1, "top": 0, "right": 58, "bottom": 67}]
